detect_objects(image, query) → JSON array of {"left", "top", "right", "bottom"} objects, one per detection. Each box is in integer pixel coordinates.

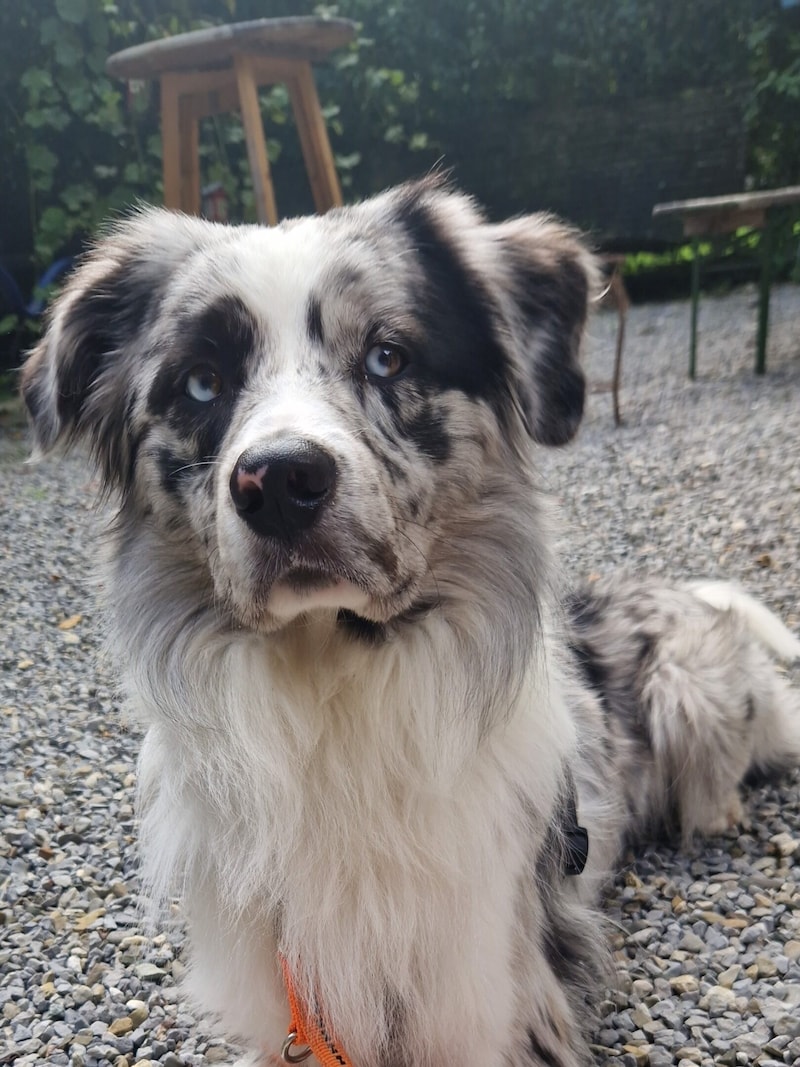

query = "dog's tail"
[
  {"left": 688, "top": 581, "right": 800, "bottom": 664},
  {"left": 685, "top": 580, "right": 800, "bottom": 797}
]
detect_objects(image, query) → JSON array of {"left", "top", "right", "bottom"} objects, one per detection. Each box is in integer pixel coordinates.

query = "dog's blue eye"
[
  {"left": 363, "top": 344, "right": 407, "bottom": 381},
  {"left": 186, "top": 367, "right": 223, "bottom": 403}
]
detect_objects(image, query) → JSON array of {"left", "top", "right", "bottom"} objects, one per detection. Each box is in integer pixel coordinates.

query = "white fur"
[{"left": 689, "top": 580, "right": 800, "bottom": 662}]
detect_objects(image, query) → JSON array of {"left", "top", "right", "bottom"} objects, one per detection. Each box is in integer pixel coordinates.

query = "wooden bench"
[
  {"left": 107, "top": 17, "right": 356, "bottom": 224},
  {"left": 653, "top": 186, "right": 800, "bottom": 377}
]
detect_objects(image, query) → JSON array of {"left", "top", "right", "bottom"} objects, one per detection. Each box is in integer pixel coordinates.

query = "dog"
[{"left": 21, "top": 177, "right": 800, "bottom": 1067}]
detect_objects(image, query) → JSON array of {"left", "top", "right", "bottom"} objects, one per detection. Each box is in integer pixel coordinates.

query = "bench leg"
[
  {"left": 689, "top": 237, "right": 701, "bottom": 379},
  {"left": 234, "top": 53, "right": 279, "bottom": 226}
]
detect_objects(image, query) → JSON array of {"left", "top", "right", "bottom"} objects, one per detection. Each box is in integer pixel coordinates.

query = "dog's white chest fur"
[{"left": 133, "top": 610, "right": 576, "bottom": 1065}]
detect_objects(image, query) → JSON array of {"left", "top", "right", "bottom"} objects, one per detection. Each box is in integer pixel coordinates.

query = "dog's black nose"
[{"left": 229, "top": 441, "right": 336, "bottom": 539}]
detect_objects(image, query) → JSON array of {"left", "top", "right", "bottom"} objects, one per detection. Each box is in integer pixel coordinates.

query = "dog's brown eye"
[
  {"left": 363, "top": 343, "right": 407, "bottom": 381},
  {"left": 186, "top": 367, "right": 223, "bottom": 403}
]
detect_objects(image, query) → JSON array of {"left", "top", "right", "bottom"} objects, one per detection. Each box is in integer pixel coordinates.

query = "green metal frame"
[{"left": 687, "top": 212, "right": 782, "bottom": 379}]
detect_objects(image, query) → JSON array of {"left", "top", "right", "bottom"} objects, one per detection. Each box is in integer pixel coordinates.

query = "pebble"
[{"left": 3, "top": 285, "right": 800, "bottom": 1065}]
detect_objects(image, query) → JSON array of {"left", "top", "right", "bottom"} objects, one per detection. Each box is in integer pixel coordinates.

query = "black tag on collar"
[
  {"left": 562, "top": 770, "right": 589, "bottom": 877},
  {"left": 563, "top": 823, "right": 589, "bottom": 877}
]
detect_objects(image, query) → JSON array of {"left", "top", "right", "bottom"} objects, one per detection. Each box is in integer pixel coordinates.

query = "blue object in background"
[{"left": 0, "top": 257, "right": 74, "bottom": 320}]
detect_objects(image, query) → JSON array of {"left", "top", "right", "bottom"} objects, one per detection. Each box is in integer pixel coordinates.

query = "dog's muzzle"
[{"left": 229, "top": 439, "right": 337, "bottom": 540}]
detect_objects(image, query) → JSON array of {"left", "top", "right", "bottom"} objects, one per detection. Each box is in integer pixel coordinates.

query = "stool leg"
[
  {"left": 234, "top": 53, "right": 279, "bottom": 226},
  {"left": 288, "top": 61, "right": 343, "bottom": 213},
  {"left": 160, "top": 74, "right": 182, "bottom": 211},
  {"left": 179, "top": 96, "right": 201, "bottom": 215}
]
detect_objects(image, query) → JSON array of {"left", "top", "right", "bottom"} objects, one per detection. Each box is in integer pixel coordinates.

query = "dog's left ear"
[
  {"left": 20, "top": 209, "right": 213, "bottom": 480},
  {"left": 489, "top": 214, "right": 598, "bottom": 446}
]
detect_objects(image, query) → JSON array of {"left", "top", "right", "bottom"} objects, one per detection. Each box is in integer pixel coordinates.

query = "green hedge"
[{"left": 2, "top": 1, "right": 799, "bottom": 279}]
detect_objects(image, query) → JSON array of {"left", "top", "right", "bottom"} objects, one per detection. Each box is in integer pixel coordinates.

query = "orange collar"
[{"left": 279, "top": 956, "right": 355, "bottom": 1067}]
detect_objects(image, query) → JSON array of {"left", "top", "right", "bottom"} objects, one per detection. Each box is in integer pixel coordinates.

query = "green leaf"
[
  {"left": 20, "top": 68, "right": 54, "bottom": 94},
  {"left": 60, "top": 183, "right": 94, "bottom": 211},
  {"left": 66, "top": 84, "right": 94, "bottom": 112},
  {"left": 29, "top": 106, "right": 71, "bottom": 132},
  {"left": 40, "top": 17, "right": 64, "bottom": 46},
  {"left": 93, "top": 165, "right": 118, "bottom": 180},
  {"left": 55, "top": 38, "right": 83, "bottom": 68},
  {"left": 55, "top": 0, "right": 89, "bottom": 25},
  {"left": 123, "top": 163, "right": 144, "bottom": 184},
  {"left": 334, "top": 151, "right": 361, "bottom": 171},
  {"left": 39, "top": 204, "right": 69, "bottom": 227},
  {"left": 26, "top": 144, "right": 59, "bottom": 175}
]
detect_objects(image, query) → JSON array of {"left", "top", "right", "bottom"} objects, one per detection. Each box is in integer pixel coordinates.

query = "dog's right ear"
[{"left": 21, "top": 209, "right": 208, "bottom": 475}]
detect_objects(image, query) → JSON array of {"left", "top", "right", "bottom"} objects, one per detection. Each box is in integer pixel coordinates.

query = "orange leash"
[{"left": 279, "top": 956, "right": 355, "bottom": 1067}]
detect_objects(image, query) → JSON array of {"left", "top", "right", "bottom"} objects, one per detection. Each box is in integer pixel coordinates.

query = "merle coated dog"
[{"left": 22, "top": 178, "right": 800, "bottom": 1067}]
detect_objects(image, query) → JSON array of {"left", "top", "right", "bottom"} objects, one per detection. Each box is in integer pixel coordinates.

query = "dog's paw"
[{"left": 704, "top": 793, "right": 745, "bottom": 835}]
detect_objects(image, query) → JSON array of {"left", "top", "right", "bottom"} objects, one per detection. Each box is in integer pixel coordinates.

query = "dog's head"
[{"left": 22, "top": 179, "right": 596, "bottom": 632}]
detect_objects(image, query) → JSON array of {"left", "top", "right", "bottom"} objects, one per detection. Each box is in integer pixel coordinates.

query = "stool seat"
[
  {"left": 107, "top": 17, "right": 356, "bottom": 225},
  {"left": 106, "top": 17, "right": 356, "bottom": 78}
]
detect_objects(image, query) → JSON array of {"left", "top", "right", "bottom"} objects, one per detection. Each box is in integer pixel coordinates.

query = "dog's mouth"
[
  {"left": 279, "top": 565, "right": 346, "bottom": 593},
  {"left": 266, "top": 564, "right": 374, "bottom": 622},
  {"left": 217, "top": 517, "right": 424, "bottom": 631}
]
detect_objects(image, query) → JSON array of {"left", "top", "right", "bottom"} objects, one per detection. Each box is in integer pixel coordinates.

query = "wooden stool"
[{"left": 106, "top": 17, "right": 356, "bottom": 224}]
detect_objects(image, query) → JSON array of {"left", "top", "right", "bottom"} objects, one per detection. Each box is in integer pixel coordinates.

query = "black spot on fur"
[
  {"left": 337, "top": 609, "right": 386, "bottom": 644},
  {"left": 745, "top": 694, "right": 756, "bottom": 723},
  {"left": 528, "top": 343, "right": 585, "bottom": 446},
  {"left": 392, "top": 196, "right": 511, "bottom": 410},
  {"left": 567, "top": 588, "right": 654, "bottom": 751},
  {"left": 514, "top": 258, "right": 588, "bottom": 342},
  {"left": 22, "top": 261, "right": 166, "bottom": 490},
  {"left": 148, "top": 296, "right": 256, "bottom": 463},
  {"left": 55, "top": 263, "right": 163, "bottom": 430},
  {"left": 359, "top": 431, "right": 407, "bottom": 484},
  {"left": 510, "top": 255, "right": 588, "bottom": 445},
  {"left": 402, "top": 405, "right": 451, "bottom": 463},
  {"left": 526, "top": 1028, "right": 564, "bottom": 1067},
  {"left": 569, "top": 639, "right": 609, "bottom": 707},
  {"left": 156, "top": 447, "right": 194, "bottom": 496},
  {"left": 564, "top": 588, "right": 606, "bottom": 632},
  {"left": 364, "top": 536, "right": 399, "bottom": 579},
  {"left": 541, "top": 914, "right": 593, "bottom": 1001},
  {"left": 397, "top": 598, "right": 438, "bottom": 625},
  {"left": 148, "top": 295, "right": 255, "bottom": 416},
  {"left": 638, "top": 634, "right": 656, "bottom": 672},
  {"left": 307, "top": 296, "right": 324, "bottom": 346}
]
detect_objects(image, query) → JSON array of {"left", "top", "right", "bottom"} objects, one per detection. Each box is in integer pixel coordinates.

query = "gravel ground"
[{"left": 1, "top": 282, "right": 799, "bottom": 1067}]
